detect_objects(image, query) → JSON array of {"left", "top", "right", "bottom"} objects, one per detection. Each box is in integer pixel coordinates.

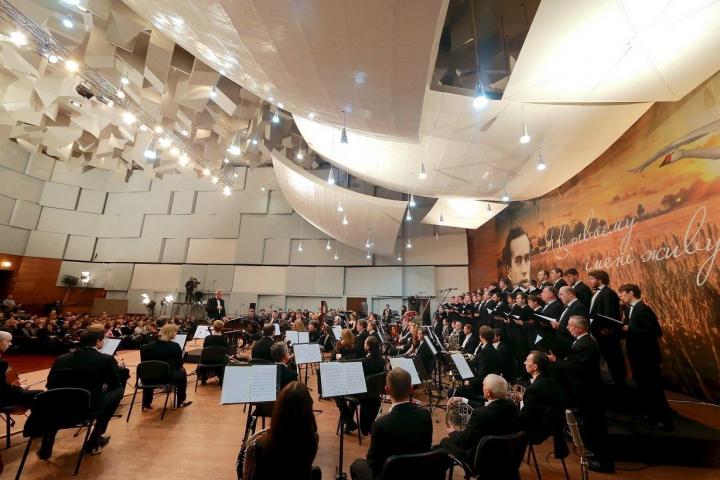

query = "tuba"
[{"left": 445, "top": 400, "right": 474, "bottom": 429}]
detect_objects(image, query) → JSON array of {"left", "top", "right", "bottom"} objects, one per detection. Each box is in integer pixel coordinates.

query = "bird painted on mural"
[{"left": 628, "top": 119, "right": 720, "bottom": 173}]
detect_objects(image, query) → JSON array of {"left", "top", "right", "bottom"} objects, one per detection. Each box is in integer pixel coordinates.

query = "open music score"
[
  {"left": 286, "top": 330, "right": 310, "bottom": 344},
  {"left": 389, "top": 357, "right": 421, "bottom": 385},
  {"left": 331, "top": 325, "right": 342, "bottom": 340},
  {"left": 294, "top": 343, "right": 322, "bottom": 365},
  {"left": 273, "top": 323, "right": 281, "bottom": 336},
  {"left": 193, "top": 325, "right": 210, "bottom": 340},
  {"left": 450, "top": 353, "right": 474, "bottom": 379},
  {"left": 221, "top": 365, "right": 278, "bottom": 404},
  {"left": 424, "top": 338, "right": 437, "bottom": 355},
  {"left": 591, "top": 314, "right": 625, "bottom": 332},
  {"left": 318, "top": 362, "right": 367, "bottom": 398},
  {"left": 100, "top": 338, "right": 121, "bottom": 356},
  {"left": 173, "top": 333, "right": 188, "bottom": 351}
]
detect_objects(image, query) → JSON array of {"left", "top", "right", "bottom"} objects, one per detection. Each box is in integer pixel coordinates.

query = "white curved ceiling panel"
[
  {"left": 270, "top": 150, "right": 407, "bottom": 255},
  {"left": 295, "top": 92, "right": 651, "bottom": 200},
  {"left": 422, "top": 197, "right": 507, "bottom": 230},
  {"left": 504, "top": 0, "right": 720, "bottom": 102},
  {"left": 122, "top": 0, "right": 448, "bottom": 139}
]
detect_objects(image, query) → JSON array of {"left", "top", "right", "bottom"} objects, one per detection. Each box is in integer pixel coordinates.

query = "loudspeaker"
[{"left": 249, "top": 302, "right": 257, "bottom": 310}]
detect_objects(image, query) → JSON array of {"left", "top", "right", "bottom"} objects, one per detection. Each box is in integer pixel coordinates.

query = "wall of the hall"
[{"left": 471, "top": 71, "right": 720, "bottom": 403}]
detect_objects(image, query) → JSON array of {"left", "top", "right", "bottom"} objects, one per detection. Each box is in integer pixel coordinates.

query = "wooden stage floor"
[{"left": 2, "top": 345, "right": 719, "bottom": 479}]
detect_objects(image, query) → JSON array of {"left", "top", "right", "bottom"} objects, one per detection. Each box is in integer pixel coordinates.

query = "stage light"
[
  {"left": 223, "top": 158, "right": 230, "bottom": 164},
  {"left": 202, "top": 168, "right": 211, "bottom": 176},
  {"left": 47, "top": 53, "right": 59, "bottom": 64},
  {"left": 227, "top": 136, "right": 241, "bottom": 155},
  {"left": 473, "top": 82, "right": 488, "bottom": 109},
  {"left": 181, "top": 129, "right": 189, "bottom": 137},
  {"left": 342, "top": 213, "right": 348, "bottom": 225},
  {"left": 418, "top": 162, "right": 427, "bottom": 180},
  {"left": 223, "top": 186, "right": 232, "bottom": 196},
  {"left": 69, "top": 99, "right": 82, "bottom": 107},
  {"left": 10, "top": 31, "right": 27, "bottom": 47},
  {"left": 157, "top": 137, "right": 171, "bottom": 149},
  {"left": 233, "top": 172, "right": 238, "bottom": 178},
  {"left": 144, "top": 137, "right": 157, "bottom": 160},
  {"left": 520, "top": 123, "right": 530, "bottom": 144},
  {"left": 122, "top": 111, "right": 136, "bottom": 124},
  {"left": 0, "top": 261, "right": 11, "bottom": 268},
  {"left": 121, "top": 77, "right": 129, "bottom": 85},
  {"left": 260, "top": 186, "right": 266, "bottom": 192},
  {"left": 106, "top": 99, "right": 114, "bottom": 108},
  {"left": 337, "top": 200, "right": 343, "bottom": 212},
  {"left": 139, "top": 124, "right": 148, "bottom": 132},
  {"left": 397, "top": 255, "right": 402, "bottom": 262},
  {"left": 178, "top": 153, "right": 190, "bottom": 166},
  {"left": 62, "top": 16, "right": 74, "bottom": 29},
  {"left": 326, "top": 240, "right": 332, "bottom": 250},
  {"left": 211, "top": 176, "right": 219, "bottom": 184},
  {"left": 65, "top": 59, "right": 79, "bottom": 72},
  {"left": 340, "top": 110, "right": 348, "bottom": 145},
  {"left": 251, "top": 138, "right": 258, "bottom": 145},
  {"left": 366, "top": 252, "right": 371, "bottom": 260},
  {"left": 537, "top": 151, "right": 546, "bottom": 171},
  {"left": 170, "top": 146, "right": 180, "bottom": 156},
  {"left": 164, "top": 294, "right": 174, "bottom": 303},
  {"left": 154, "top": 125, "right": 164, "bottom": 134},
  {"left": 334, "top": 251, "right": 339, "bottom": 260},
  {"left": 365, "top": 238, "right": 371, "bottom": 249},
  {"left": 328, "top": 169, "right": 335, "bottom": 185},
  {"left": 409, "top": 194, "right": 416, "bottom": 207}
]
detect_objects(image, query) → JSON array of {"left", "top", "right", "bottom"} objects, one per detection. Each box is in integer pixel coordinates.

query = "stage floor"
[{"left": 2, "top": 344, "right": 720, "bottom": 479}]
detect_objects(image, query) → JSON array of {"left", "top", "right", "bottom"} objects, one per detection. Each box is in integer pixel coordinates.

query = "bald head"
[
  {"left": 386, "top": 367, "right": 412, "bottom": 402},
  {"left": 558, "top": 286, "right": 576, "bottom": 305}
]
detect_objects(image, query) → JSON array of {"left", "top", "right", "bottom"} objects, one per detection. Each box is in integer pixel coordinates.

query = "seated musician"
[
  {"left": 460, "top": 323, "right": 478, "bottom": 354},
  {"left": 450, "top": 326, "right": 500, "bottom": 402},
  {"left": 318, "top": 323, "right": 334, "bottom": 353},
  {"left": 336, "top": 328, "right": 356, "bottom": 360},
  {"left": 198, "top": 320, "right": 228, "bottom": 385},
  {"left": 350, "top": 368, "right": 433, "bottom": 480},
  {"left": 367, "top": 321, "right": 380, "bottom": 340},
  {"left": 520, "top": 351, "right": 565, "bottom": 439},
  {"left": 251, "top": 382, "right": 319, "bottom": 480},
  {"left": 492, "top": 328, "right": 515, "bottom": 380},
  {"left": 270, "top": 342, "right": 298, "bottom": 388},
  {"left": 252, "top": 324, "right": 275, "bottom": 362},
  {"left": 308, "top": 320, "right": 320, "bottom": 343},
  {"left": 38, "top": 330, "right": 124, "bottom": 458},
  {"left": 355, "top": 319, "right": 369, "bottom": 357},
  {"left": 440, "top": 374, "right": 520, "bottom": 465},
  {"left": 0, "top": 331, "right": 42, "bottom": 409},
  {"left": 404, "top": 328, "right": 434, "bottom": 376},
  {"left": 141, "top": 324, "right": 192, "bottom": 409}
]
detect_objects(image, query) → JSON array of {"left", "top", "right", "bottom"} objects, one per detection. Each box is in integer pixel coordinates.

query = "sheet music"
[
  {"left": 298, "top": 331, "right": 310, "bottom": 343},
  {"left": 221, "top": 366, "right": 252, "bottom": 404},
  {"left": 425, "top": 338, "right": 437, "bottom": 355},
  {"left": 319, "top": 362, "right": 346, "bottom": 397},
  {"left": 249, "top": 365, "right": 278, "bottom": 403},
  {"left": 535, "top": 334, "right": 543, "bottom": 344},
  {"left": 343, "top": 362, "right": 367, "bottom": 395},
  {"left": 100, "top": 338, "right": 121, "bottom": 356},
  {"left": 390, "top": 357, "right": 421, "bottom": 385},
  {"left": 533, "top": 313, "right": 557, "bottom": 322},
  {"left": 332, "top": 325, "right": 342, "bottom": 339},
  {"left": 286, "top": 330, "right": 299, "bottom": 344},
  {"left": 595, "top": 314, "right": 623, "bottom": 324},
  {"left": 450, "top": 353, "right": 474, "bottom": 379},
  {"left": 273, "top": 323, "right": 281, "bottom": 336},
  {"left": 173, "top": 333, "right": 188, "bottom": 351},
  {"left": 193, "top": 325, "right": 210, "bottom": 340},
  {"left": 294, "top": 343, "right": 322, "bottom": 364}
]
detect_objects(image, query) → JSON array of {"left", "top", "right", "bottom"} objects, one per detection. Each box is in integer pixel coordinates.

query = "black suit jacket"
[
  {"left": 362, "top": 354, "right": 386, "bottom": 377},
  {"left": 520, "top": 372, "right": 565, "bottom": 437},
  {"left": 278, "top": 363, "right": 298, "bottom": 389},
  {"left": 203, "top": 333, "right": 229, "bottom": 349},
  {"left": 573, "top": 282, "right": 593, "bottom": 309},
  {"left": 206, "top": 297, "right": 226, "bottom": 320},
  {"left": 624, "top": 301, "right": 663, "bottom": 363},
  {"left": 141, "top": 340, "right": 184, "bottom": 371},
  {"left": 555, "top": 334, "right": 603, "bottom": 405},
  {"left": 355, "top": 330, "right": 369, "bottom": 357},
  {"left": 540, "top": 300, "right": 564, "bottom": 320},
  {"left": 461, "top": 334, "right": 479, "bottom": 355},
  {"left": 473, "top": 343, "right": 500, "bottom": 383},
  {"left": 553, "top": 279, "right": 568, "bottom": 290},
  {"left": 494, "top": 341, "right": 514, "bottom": 379},
  {"left": 448, "top": 398, "right": 520, "bottom": 460},
  {"left": 558, "top": 300, "right": 590, "bottom": 331},
  {"left": 252, "top": 337, "right": 273, "bottom": 362},
  {"left": 366, "top": 402, "right": 433, "bottom": 476},
  {"left": 589, "top": 286, "right": 621, "bottom": 321}
]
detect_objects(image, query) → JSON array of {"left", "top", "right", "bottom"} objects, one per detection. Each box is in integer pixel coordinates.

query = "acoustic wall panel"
[
  {"left": 51, "top": 162, "right": 109, "bottom": 190},
  {"left": 404, "top": 234, "right": 468, "bottom": 265},
  {"left": 205, "top": 265, "right": 235, "bottom": 292},
  {"left": 235, "top": 234, "right": 265, "bottom": 264},
  {"left": 9, "top": 200, "right": 41, "bottom": 230},
  {"left": 435, "top": 266, "right": 469, "bottom": 295},
  {"left": 142, "top": 214, "right": 240, "bottom": 239},
  {"left": 95, "top": 238, "right": 163, "bottom": 262},
  {"left": 162, "top": 238, "right": 188, "bottom": 263},
  {"left": 262, "top": 238, "right": 291, "bottom": 265},
  {"left": 194, "top": 190, "right": 269, "bottom": 215},
  {"left": 105, "top": 190, "right": 172, "bottom": 214},
  {"left": 0, "top": 225, "right": 29, "bottom": 255},
  {"left": 0, "top": 166, "right": 44, "bottom": 203},
  {"left": 186, "top": 239, "right": 237, "bottom": 264},
  {"left": 25, "top": 153, "right": 55, "bottom": 181},
  {"left": 130, "top": 264, "right": 182, "bottom": 290},
  {"left": 55, "top": 262, "right": 133, "bottom": 289},
  {"left": 285, "top": 267, "right": 315, "bottom": 295},
  {"left": 268, "top": 190, "right": 293, "bottom": 214},
  {"left": 95, "top": 214, "right": 144, "bottom": 238},
  {"left": 0, "top": 195, "right": 15, "bottom": 225},
  {"left": 0, "top": 140, "right": 29, "bottom": 172},
  {"left": 77, "top": 189, "right": 107, "bottom": 214},
  {"left": 345, "top": 267, "right": 403, "bottom": 296},
  {"left": 25, "top": 231, "right": 68, "bottom": 258},
  {"left": 289, "top": 240, "right": 370, "bottom": 266},
  {"left": 232, "top": 266, "right": 287, "bottom": 294},
  {"left": 257, "top": 295, "right": 285, "bottom": 310},
  {"left": 64, "top": 235, "right": 96, "bottom": 261},
  {"left": 403, "top": 266, "right": 436, "bottom": 297},
  {"left": 39, "top": 182, "right": 80, "bottom": 210},
  {"left": 37, "top": 208, "right": 98, "bottom": 236},
  {"left": 178, "top": 264, "right": 207, "bottom": 290},
  {"left": 314, "top": 267, "right": 345, "bottom": 295},
  {"left": 170, "top": 190, "right": 195, "bottom": 214}
]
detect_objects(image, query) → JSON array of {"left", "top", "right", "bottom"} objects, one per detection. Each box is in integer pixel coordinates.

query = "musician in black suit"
[
  {"left": 39, "top": 330, "right": 124, "bottom": 458},
  {"left": 564, "top": 268, "right": 592, "bottom": 308},
  {"left": 270, "top": 342, "right": 298, "bottom": 389},
  {"left": 618, "top": 284, "right": 673, "bottom": 429},
  {"left": 198, "top": 320, "right": 228, "bottom": 385},
  {"left": 452, "top": 326, "right": 500, "bottom": 401},
  {"left": 587, "top": 270, "right": 626, "bottom": 389},
  {"left": 355, "top": 319, "right": 369, "bottom": 358},
  {"left": 350, "top": 368, "right": 433, "bottom": 480},
  {"left": 460, "top": 323, "right": 478, "bottom": 354},
  {"left": 550, "top": 268, "right": 567, "bottom": 290},
  {"left": 205, "top": 289, "right": 227, "bottom": 320},
  {"left": 520, "top": 350, "right": 566, "bottom": 440},
  {"left": 492, "top": 328, "right": 515, "bottom": 380},
  {"left": 252, "top": 324, "right": 275, "bottom": 362},
  {"left": 141, "top": 324, "right": 192, "bottom": 409},
  {"left": 440, "top": 374, "right": 520, "bottom": 465},
  {"left": 550, "top": 316, "right": 614, "bottom": 473},
  {"left": 498, "top": 277, "right": 513, "bottom": 296}
]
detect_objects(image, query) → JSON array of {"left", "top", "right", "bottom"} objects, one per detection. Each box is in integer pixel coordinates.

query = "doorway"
[
  {"left": 345, "top": 297, "right": 367, "bottom": 314},
  {"left": 0, "top": 270, "right": 13, "bottom": 303}
]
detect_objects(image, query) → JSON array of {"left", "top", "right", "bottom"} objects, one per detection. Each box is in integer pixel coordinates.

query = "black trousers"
[
  {"left": 0, "top": 388, "right": 41, "bottom": 409},
  {"left": 350, "top": 458, "right": 374, "bottom": 480},
  {"left": 197, "top": 364, "right": 226, "bottom": 384},
  {"left": 142, "top": 368, "right": 187, "bottom": 407},
  {"left": 39, "top": 387, "right": 123, "bottom": 456},
  {"left": 631, "top": 358, "right": 673, "bottom": 425},
  {"left": 596, "top": 335, "right": 627, "bottom": 389}
]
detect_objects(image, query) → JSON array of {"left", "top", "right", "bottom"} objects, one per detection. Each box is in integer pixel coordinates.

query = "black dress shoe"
[
  {"left": 588, "top": 460, "right": 615, "bottom": 473},
  {"left": 98, "top": 435, "right": 111, "bottom": 448},
  {"left": 36, "top": 450, "right": 51, "bottom": 461},
  {"left": 344, "top": 423, "right": 358, "bottom": 434}
]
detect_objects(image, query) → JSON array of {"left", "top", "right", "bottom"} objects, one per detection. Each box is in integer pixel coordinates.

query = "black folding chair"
[
  {"left": 526, "top": 405, "right": 570, "bottom": 480},
  {"left": 126, "top": 361, "right": 174, "bottom": 422},
  {"left": 340, "top": 371, "right": 386, "bottom": 445},
  {"left": 195, "top": 346, "right": 228, "bottom": 391},
  {"left": 450, "top": 431, "right": 528, "bottom": 479},
  {"left": 1, "top": 405, "right": 21, "bottom": 449},
  {"left": 16, "top": 388, "right": 94, "bottom": 479},
  {"left": 379, "top": 450, "right": 452, "bottom": 480}
]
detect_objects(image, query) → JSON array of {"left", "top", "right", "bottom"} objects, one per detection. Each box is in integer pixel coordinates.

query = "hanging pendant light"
[
  {"left": 409, "top": 194, "right": 416, "bottom": 207},
  {"left": 326, "top": 239, "right": 332, "bottom": 250},
  {"left": 418, "top": 162, "right": 427, "bottom": 180},
  {"left": 537, "top": 150, "right": 546, "bottom": 171},
  {"left": 473, "top": 82, "right": 488, "bottom": 109},
  {"left": 337, "top": 200, "right": 344, "bottom": 212},
  {"left": 342, "top": 213, "right": 349, "bottom": 225},
  {"left": 340, "top": 110, "right": 348, "bottom": 144},
  {"left": 328, "top": 169, "right": 335, "bottom": 185},
  {"left": 406, "top": 209, "right": 412, "bottom": 222},
  {"left": 519, "top": 122, "right": 530, "bottom": 144},
  {"left": 439, "top": 212, "right": 444, "bottom": 224},
  {"left": 144, "top": 137, "right": 157, "bottom": 160}
]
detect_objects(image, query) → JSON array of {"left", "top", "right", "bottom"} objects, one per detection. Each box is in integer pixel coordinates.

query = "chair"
[
  {"left": 378, "top": 450, "right": 452, "bottom": 480},
  {"left": 16, "top": 388, "right": 94, "bottom": 479},
  {"left": 451, "top": 432, "right": 528, "bottom": 479},
  {"left": 194, "top": 346, "right": 228, "bottom": 391},
  {"left": 339, "top": 371, "right": 386, "bottom": 445},
  {"left": 1, "top": 405, "right": 22, "bottom": 449},
  {"left": 126, "top": 361, "right": 174, "bottom": 422},
  {"left": 526, "top": 405, "right": 570, "bottom": 480}
]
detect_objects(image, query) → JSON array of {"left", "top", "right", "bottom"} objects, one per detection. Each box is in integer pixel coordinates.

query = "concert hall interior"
[{"left": 1, "top": 0, "right": 720, "bottom": 478}]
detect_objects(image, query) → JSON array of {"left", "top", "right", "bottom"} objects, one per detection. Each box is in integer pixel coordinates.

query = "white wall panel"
[
  {"left": 95, "top": 238, "right": 163, "bottom": 262},
  {"left": 286, "top": 296, "right": 342, "bottom": 311},
  {"left": 246, "top": 167, "right": 279, "bottom": 191},
  {"left": 258, "top": 295, "right": 285, "bottom": 310},
  {"left": 345, "top": 267, "right": 402, "bottom": 296},
  {"left": 315, "top": 267, "right": 345, "bottom": 295},
  {"left": 371, "top": 297, "right": 403, "bottom": 315},
  {"left": 194, "top": 190, "right": 268, "bottom": 215},
  {"left": 0, "top": 195, "right": 15, "bottom": 225},
  {"left": 40, "top": 182, "right": 80, "bottom": 210},
  {"left": 142, "top": 214, "right": 240, "bottom": 239},
  {"left": 51, "top": 162, "right": 109, "bottom": 190},
  {"left": 263, "top": 238, "right": 290, "bottom": 265},
  {"left": 403, "top": 266, "right": 436, "bottom": 297},
  {"left": 286, "top": 267, "right": 315, "bottom": 295},
  {"left": 9, "top": 200, "right": 41, "bottom": 230},
  {"left": 0, "top": 166, "right": 44, "bottom": 202},
  {"left": 0, "top": 225, "right": 29, "bottom": 255},
  {"left": 268, "top": 190, "right": 293, "bottom": 214},
  {"left": 104, "top": 172, "right": 152, "bottom": 192},
  {"left": 235, "top": 235, "right": 265, "bottom": 264},
  {"left": 25, "top": 153, "right": 55, "bottom": 181},
  {"left": 25, "top": 231, "right": 67, "bottom": 258},
  {"left": 76, "top": 189, "right": 107, "bottom": 214},
  {"left": 162, "top": 238, "right": 188, "bottom": 263},
  {"left": 186, "top": 239, "right": 237, "bottom": 263},
  {"left": 105, "top": 190, "right": 172, "bottom": 214},
  {"left": 289, "top": 240, "right": 370, "bottom": 266},
  {"left": 404, "top": 234, "right": 468, "bottom": 265},
  {"left": 0, "top": 140, "right": 29, "bottom": 172},
  {"left": 206, "top": 265, "right": 235, "bottom": 292},
  {"left": 130, "top": 264, "right": 182, "bottom": 290},
  {"left": 170, "top": 190, "right": 195, "bottom": 214},
  {"left": 37, "top": 208, "right": 97, "bottom": 236},
  {"left": 151, "top": 173, "right": 231, "bottom": 192},
  {"left": 232, "top": 266, "right": 287, "bottom": 294},
  {"left": 227, "top": 292, "right": 257, "bottom": 316},
  {"left": 56, "top": 262, "right": 133, "bottom": 289},
  {"left": 64, "top": 235, "right": 96, "bottom": 261},
  {"left": 95, "top": 214, "right": 144, "bottom": 238},
  {"left": 105, "top": 264, "right": 135, "bottom": 290},
  {"left": 239, "top": 214, "right": 292, "bottom": 239},
  {"left": 178, "top": 264, "right": 207, "bottom": 290}
]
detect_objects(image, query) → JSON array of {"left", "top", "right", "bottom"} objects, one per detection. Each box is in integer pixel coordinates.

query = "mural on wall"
[{"left": 495, "top": 72, "right": 720, "bottom": 403}]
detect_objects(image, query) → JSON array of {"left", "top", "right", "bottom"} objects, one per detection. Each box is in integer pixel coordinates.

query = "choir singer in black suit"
[
  {"left": 618, "top": 284, "right": 674, "bottom": 430},
  {"left": 206, "top": 289, "right": 227, "bottom": 320},
  {"left": 540, "top": 286, "right": 564, "bottom": 319},
  {"left": 141, "top": 324, "right": 192, "bottom": 409},
  {"left": 587, "top": 270, "right": 627, "bottom": 389},
  {"left": 350, "top": 368, "right": 432, "bottom": 480},
  {"left": 564, "top": 268, "right": 592, "bottom": 308},
  {"left": 550, "top": 268, "right": 567, "bottom": 290}
]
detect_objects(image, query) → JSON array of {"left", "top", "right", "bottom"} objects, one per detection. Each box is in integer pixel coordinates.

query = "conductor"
[{"left": 206, "top": 290, "right": 226, "bottom": 320}]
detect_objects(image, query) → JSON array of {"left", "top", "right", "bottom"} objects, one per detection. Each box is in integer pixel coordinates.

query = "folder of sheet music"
[
  {"left": 389, "top": 357, "right": 421, "bottom": 385},
  {"left": 318, "top": 362, "right": 367, "bottom": 398},
  {"left": 221, "top": 365, "right": 278, "bottom": 404}
]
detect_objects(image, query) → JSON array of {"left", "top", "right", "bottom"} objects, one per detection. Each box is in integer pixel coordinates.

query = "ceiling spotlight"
[
  {"left": 327, "top": 169, "right": 335, "bottom": 185},
  {"left": 223, "top": 157, "right": 230, "bottom": 164},
  {"left": 272, "top": 110, "right": 280, "bottom": 124},
  {"left": 139, "top": 124, "right": 148, "bottom": 132},
  {"left": 116, "top": 89, "right": 125, "bottom": 99},
  {"left": 337, "top": 200, "right": 344, "bottom": 212},
  {"left": 334, "top": 251, "right": 339, "bottom": 261},
  {"left": 308, "top": 112, "right": 315, "bottom": 119},
  {"left": 366, "top": 252, "right": 371, "bottom": 260},
  {"left": 211, "top": 176, "right": 219, "bottom": 184},
  {"left": 154, "top": 125, "right": 164, "bottom": 134},
  {"left": 365, "top": 238, "right": 371, "bottom": 249},
  {"left": 170, "top": 146, "right": 180, "bottom": 156},
  {"left": 501, "top": 191, "right": 510, "bottom": 202},
  {"left": 65, "top": 59, "right": 80, "bottom": 72},
  {"left": 121, "top": 77, "right": 129, "bottom": 85},
  {"left": 158, "top": 137, "right": 172, "bottom": 149},
  {"left": 406, "top": 210, "right": 412, "bottom": 222},
  {"left": 9, "top": 31, "right": 28, "bottom": 47},
  {"left": 278, "top": 103, "right": 284, "bottom": 109},
  {"left": 326, "top": 240, "right": 332, "bottom": 250},
  {"left": 122, "top": 111, "right": 136, "bottom": 124},
  {"left": 406, "top": 239, "right": 412, "bottom": 249},
  {"left": 47, "top": 53, "right": 59, "bottom": 64},
  {"left": 520, "top": 122, "right": 530, "bottom": 144},
  {"left": 342, "top": 213, "right": 349, "bottom": 225},
  {"left": 209, "top": 87, "right": 217, "bottom": 98},
  {"left": 409, "top": 194, "right": 416, "bottom": 207},
  {"left": 296, "top": 150, "right": 303, "bottom": 160},
  {"left": 434, "top": 230, "right": 440, "bottom": 240},
  {"left": 227, "top": 135, "right": 241, "bottom": 155},
  {"left": 62, "top": 16, "right": 74, "bottom": 29},
  {"left": 233, "top": 172, "right": 238, "bottom": 178},
  {"left": 397, "top": 255, "right": 402, "bottom": 262},
  {"left": 418, "top": 162, "right": 427, "bottom": 180},
  {"left": 260, "top": 186, "right": 266, "bottom": 192},
  {"left": 178, "top": 153, "right": 190, "bottom": 166},
  {"left": 298, "top": 241, "right": 303, "bottom": 253},
  {"left": 251, "top": 138, "right": 258, "bottom": 145},
  {"left": 202, "top": 168, "right": 211, "bottom": 176},
  {"left": 439, "top": 212, "right": 444, "bottom": 224},
  {"left": 143, "top": 137, "right": 157, "bottom": 160},
  {"left": 181, "top": 129, "right": 189, "bottom": 137},
  {"left": 268, "top": 96, "right": 274, "bottom": 102},
  {"left": 473, "top": 81, "right": 488, "bottom": 109},
  {"left": 340, "top": 110, "right": 348, "bottom": 145},
  {"left": 223, "top": 186, "right": 232, "bottom": 196},
  {"left": 69, "top": 99, "right": 82, "bottom": 108},
  {"left": 106, "top": 99, "right": 114, "bottom": 108},
  {"left": 536, "top": 151, "right": 546, "bottom": 171}
]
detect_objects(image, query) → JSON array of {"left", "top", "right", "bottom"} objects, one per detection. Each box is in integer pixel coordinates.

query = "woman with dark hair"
[{"left": 252, "top": 381, "right": 319, "bottom": 480}]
